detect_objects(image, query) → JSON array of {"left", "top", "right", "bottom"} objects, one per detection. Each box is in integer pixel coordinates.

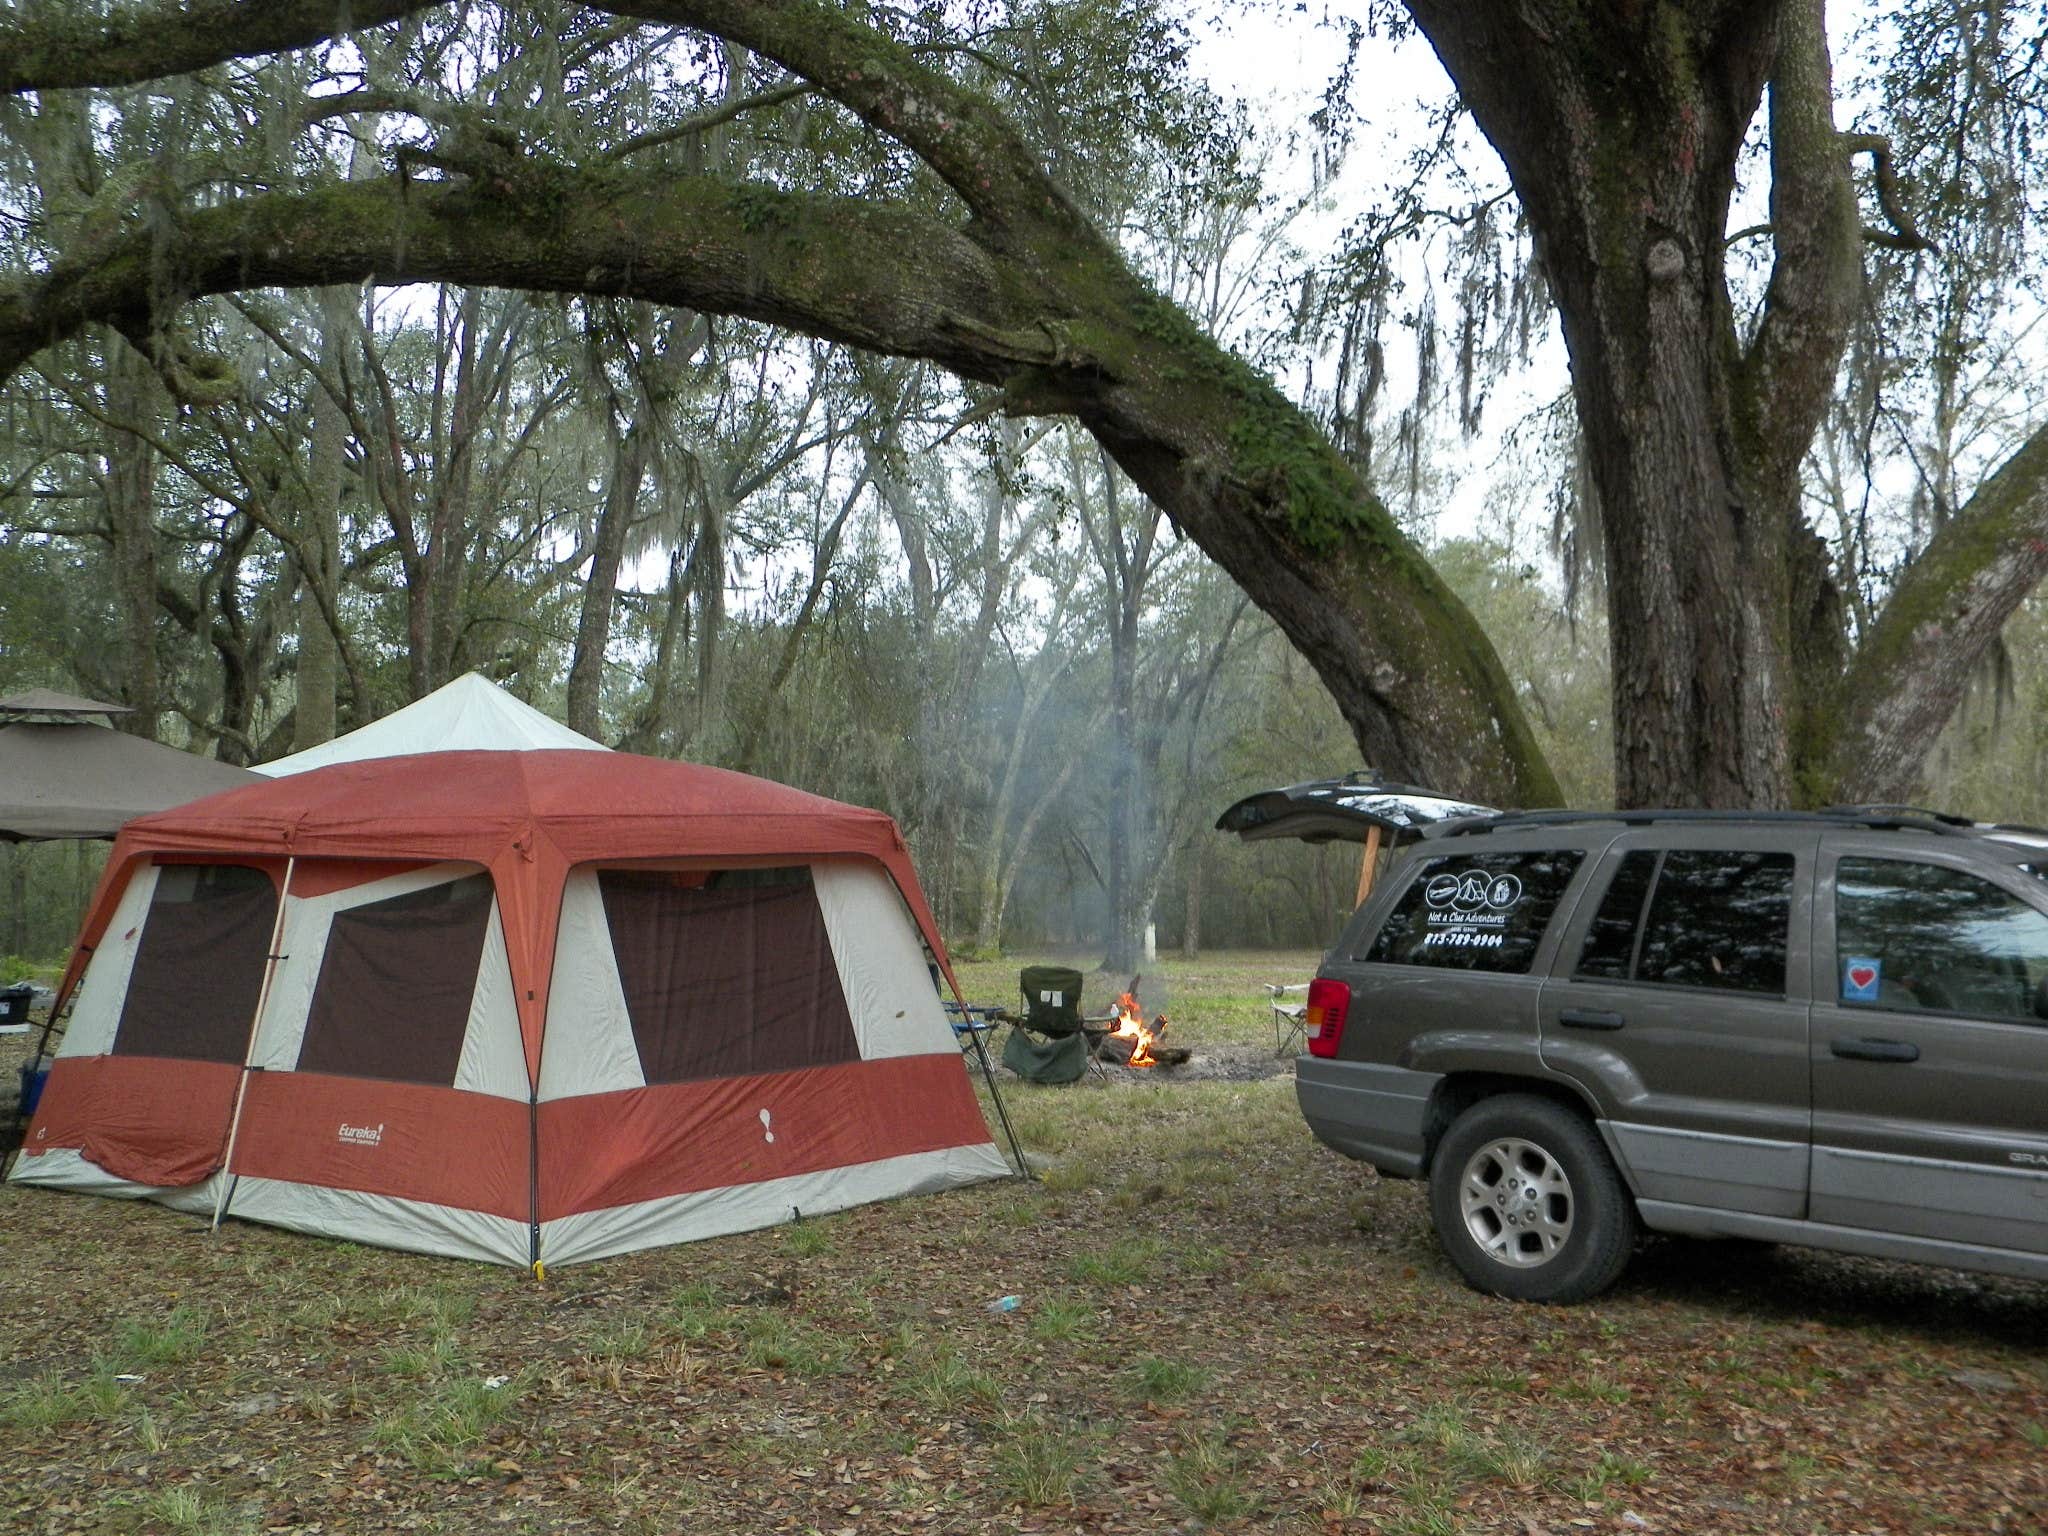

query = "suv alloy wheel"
[{"left": 1429, "top": 1095, "right": 1637, "bottom": 1303}]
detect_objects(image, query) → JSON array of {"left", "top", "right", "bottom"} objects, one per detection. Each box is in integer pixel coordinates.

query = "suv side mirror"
[{"left": 2034, "top": 975, "right": 2048, "bottom": 1022}]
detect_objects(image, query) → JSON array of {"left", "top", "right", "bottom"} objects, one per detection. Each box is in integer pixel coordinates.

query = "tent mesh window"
[
  {"left": 113, "top": 863, "right": 279, "bottom": 1061},
  {"left": 599, "top": 867, "right": 859, "bottom": 1085},
  {"left": 296, "top": 872, "right": 495, "bottom": 1085}
]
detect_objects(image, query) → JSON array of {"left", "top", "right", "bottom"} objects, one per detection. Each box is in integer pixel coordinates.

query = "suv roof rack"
[
  {"left": 1819, "top": 803, "right": 1977, "bottom": 827},
  {"left": 1427, "top": 806, "right": 1980, "bottom": 840}
]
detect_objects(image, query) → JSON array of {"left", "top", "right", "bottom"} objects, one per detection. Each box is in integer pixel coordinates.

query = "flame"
[{"left": 1107, "top": 989, "right": 1167, "bottom": 1068}]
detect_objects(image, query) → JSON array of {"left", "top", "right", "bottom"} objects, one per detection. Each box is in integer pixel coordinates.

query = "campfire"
[
  {"left": 1107, "top": 989, "right": 1163, "bottom": 1066},
  {"left": 1101, "top": 977, "right": 1190, "bottom": 1068}
]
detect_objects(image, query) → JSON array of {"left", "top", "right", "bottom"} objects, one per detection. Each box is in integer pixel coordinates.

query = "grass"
[
  {"left": 901, "top": 1342, "right": 1000, "bottom": 1411},
  {"left": 0, "top": 1369, "right": 125, "bottom": 1430},
  {"left": 129, "top": 1487, "right": 255, "bottom": 1536},
  {"left": 4, "top": 949, "right": 2045, "bottom": 1533},
  {"left": 106, "top": 1307, "right": 210, "bottom": 1369},
  {"left": 739, "top": 1312, "right": 844, "bottom": 1375},
  {"left": 1565, "top": 1451, "right": 1654, "bottom": 1503},
  {"left": 1163, "top": 1425, "right": 1258, "bottom": 1522},
  {"left": 1028, "top": 1296, "right": 1096, "bottom": 1342},
  {"left": 1065, "top": 1237, "right": 1160, "bottom": 1285},
  {"left": 782, "top": 1221, "right": 833, "bottom": 1258},
  {"left": 370, "top": 1372, "right": 525, "bottom": 1476},
  {"left": 1126, "top": 1353, "right": 1209, "bottom": 1402},
  {"left": 991, "top": 1410, "right": 1088, "bottom": 1507}
]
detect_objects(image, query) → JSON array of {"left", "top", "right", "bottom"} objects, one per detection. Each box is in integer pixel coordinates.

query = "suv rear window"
[
  {"left": 1363, "top": 851, "right": 1583, "bottom": 973},
  {"left": 1573, "top": 849, "right": 1795, "bottom": 994}
]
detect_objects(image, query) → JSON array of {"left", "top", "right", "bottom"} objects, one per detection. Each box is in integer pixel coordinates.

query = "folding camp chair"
[
  {"left": 943, "top": 1000, "right": 1004, "bottom": 1055},
  {"left": 1002, "top": 965, "right": 1107, "bottom": 1083},
  {"left": 1266, "top": 983, "right": 1310, "bottom": 1057}
]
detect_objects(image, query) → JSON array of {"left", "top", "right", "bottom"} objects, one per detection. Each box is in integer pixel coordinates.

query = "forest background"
[{"left": 2, "top": 0, "right": 2044, "bottom": 968}]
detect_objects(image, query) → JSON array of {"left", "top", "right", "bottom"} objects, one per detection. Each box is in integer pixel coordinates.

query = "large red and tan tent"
[{"left": 10, "top": 751, "right": 1011, "bottom": 1265}]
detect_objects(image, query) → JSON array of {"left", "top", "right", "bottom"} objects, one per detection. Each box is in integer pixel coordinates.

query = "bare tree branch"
[
  {"left": 1842, "top": 131, "right": 1939, "bottom": 253},
  {"left": 605, "top": 79, "right": 816, "bottom": 162}
]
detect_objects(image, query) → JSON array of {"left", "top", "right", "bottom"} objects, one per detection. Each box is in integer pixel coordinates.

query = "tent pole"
[
  {"left": 527, "top": 1088, "right": 543, "bottom": 1281},
  {"left": 212, "top": 855, "right": 294, "bottom": 1232}
]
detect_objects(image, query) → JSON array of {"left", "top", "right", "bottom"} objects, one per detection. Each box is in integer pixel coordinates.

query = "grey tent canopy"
[
  {"left": 0, "top": 688, "right": 133, "bottom": 721},
  {"left": 0, "top": 715, "right": 260, "bottom": 841}
]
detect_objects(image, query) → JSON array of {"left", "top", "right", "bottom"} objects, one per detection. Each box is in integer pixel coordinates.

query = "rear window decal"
[{"left": 1422, "top": 869, "right": 1524, "bottom": 950}]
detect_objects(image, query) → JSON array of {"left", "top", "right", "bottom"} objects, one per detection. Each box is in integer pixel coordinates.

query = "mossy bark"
[{"left": 1817, "top": 421, "right": 2048, "bottom": 802}]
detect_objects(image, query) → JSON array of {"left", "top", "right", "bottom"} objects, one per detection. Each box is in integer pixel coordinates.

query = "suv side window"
[
  {"left": 1573, "top": 849, "right": 1795, "bottom": 994},
  {"left": 1836, "top": 857, "right": 2048, "bottom": 1022},
  {"left": 1363, "top": 850, "right": 1583, "bottom": 974},
  {"left": 1636, "top": 850, "right": 1795, "bottom": 993}
]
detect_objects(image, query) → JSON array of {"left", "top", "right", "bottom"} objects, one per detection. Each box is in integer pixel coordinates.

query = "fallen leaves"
[{"left": 4, "top": 988, "right": 2047, "bottom": 1533}]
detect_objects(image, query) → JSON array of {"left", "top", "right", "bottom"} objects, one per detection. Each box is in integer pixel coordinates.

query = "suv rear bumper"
[{"left": 1296, "top": 1058, "right": 1441, "bottom": 1178}]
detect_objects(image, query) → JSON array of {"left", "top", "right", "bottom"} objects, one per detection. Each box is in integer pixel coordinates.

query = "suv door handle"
[
  {"left": 1830, "top": 1037, "right": 1921, "bottom": 1063},
  {"left": 1558, "top": 1008, "right": 1625, "bottom": 1031}
]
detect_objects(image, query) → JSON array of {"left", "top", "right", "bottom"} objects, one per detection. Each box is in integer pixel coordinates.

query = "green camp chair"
[{"left": 1001, "top": 965, "right": 1103, "bottom": 1083}]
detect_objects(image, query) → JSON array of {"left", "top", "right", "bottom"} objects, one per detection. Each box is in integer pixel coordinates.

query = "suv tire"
[{"left": 1429, "top": 1095, "right": 1636, "bottom": 1303}]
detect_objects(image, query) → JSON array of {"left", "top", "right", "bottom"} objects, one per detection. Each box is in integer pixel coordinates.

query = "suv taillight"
[{"left": 1304, "top": 978, "right": 1351, "bottom": 1058}]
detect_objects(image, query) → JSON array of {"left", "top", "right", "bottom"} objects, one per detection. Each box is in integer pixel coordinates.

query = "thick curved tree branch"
[
  {"left": 0, "top": 170, "right": 1048, "bottom": 386},
  {"left": 0, "top": 0, "right": 431, "bottom": 93},
  {"left": 626, "top": 0, "right": 1105, "bottom": 250},
  {"left": 1825, "top": 422, "right": 2048, "bottom": 802}
]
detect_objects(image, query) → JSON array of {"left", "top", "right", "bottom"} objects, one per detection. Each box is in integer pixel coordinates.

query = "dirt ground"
[{"left": 3, "top": 956, "right": 2044, "bottom": 1534}]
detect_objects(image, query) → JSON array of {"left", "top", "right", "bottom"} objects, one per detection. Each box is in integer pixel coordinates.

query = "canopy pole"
[
  {"left": 13, "top": 967, "right": 76, "bottom": 1131},
  {"left": 1353, "top": 825, "right": 1384, "bottom": 908},
  {"left": 945, "top": 973, "right": 1029, "bottom": 1180},
  {"left": 212, "top": 855, "right": 295, "bottom": 1232}
]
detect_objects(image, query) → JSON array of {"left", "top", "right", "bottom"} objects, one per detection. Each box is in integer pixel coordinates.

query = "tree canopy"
[{"left": 3, "top": 0, "right": 2047, "bottom": 963}]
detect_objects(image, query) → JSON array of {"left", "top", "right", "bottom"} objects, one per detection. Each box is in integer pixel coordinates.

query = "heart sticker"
[{"left": 1848, "top": 966, "right": 1876, "bottom": 989}]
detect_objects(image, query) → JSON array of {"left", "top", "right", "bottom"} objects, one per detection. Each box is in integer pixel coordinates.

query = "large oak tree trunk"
[
  {"left": 1409, "top": 0, "right": 1797, "bottom": 808},
  {"left": 1400, "top": 0, "right": 2048, "bottom": 810}
]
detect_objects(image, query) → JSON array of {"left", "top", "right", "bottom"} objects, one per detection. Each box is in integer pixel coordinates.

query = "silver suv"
[{"left": 1297, "top": 809, "right": 2048, "bottom": 1302}]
